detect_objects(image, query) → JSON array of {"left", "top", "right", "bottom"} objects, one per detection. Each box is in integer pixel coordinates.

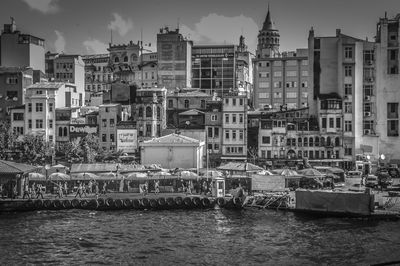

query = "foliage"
[{"left": 0, "top": 121, "right": 17, "bottom": 160}]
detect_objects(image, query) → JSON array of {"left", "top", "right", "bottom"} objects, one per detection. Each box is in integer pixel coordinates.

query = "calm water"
[{"left": 0, "top": 209, "right": 399, "bottom": 265}]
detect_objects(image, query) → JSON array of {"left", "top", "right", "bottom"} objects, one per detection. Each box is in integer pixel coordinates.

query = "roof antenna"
[{"left": 110, "top": 29, "right": 113, "bottom": 45}]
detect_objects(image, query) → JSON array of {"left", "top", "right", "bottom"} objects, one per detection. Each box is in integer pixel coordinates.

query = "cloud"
[
  {"left": 83, "top": 38, "right": 108, "bottom": 54},
  {"left": 107, "top": 13, "right": 133, "bottom": 36},
  {"left": 21, "top": 0, "right": 60, "bottom": 14},
  {"left": 180, "top": 13, "right": 258, "bottom": 52},
  {"left": 54, "top": 30, "right": 66, "bottom": 53}
]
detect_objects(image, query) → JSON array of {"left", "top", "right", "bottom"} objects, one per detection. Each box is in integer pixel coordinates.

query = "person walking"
[
  {"left": 22, "top": 182, "right": 30, "bottom": 199},
  {"left": 101, "top": 182, "right": 107, "bottom": 195},
  {"left": 36, "top": 184, "right": 44, "bottom": 199},
  {"left": 55, "top": 182, "right": 63, "bottom": 198},
  {"left": 31, "top": 183, "right": 37, "bottom": 198},
  {"left": 75, "top": 182, "right": 83, "bottom": 198},
  {"left": 154, "top": 180, "right": 160, "bottom": 195}
]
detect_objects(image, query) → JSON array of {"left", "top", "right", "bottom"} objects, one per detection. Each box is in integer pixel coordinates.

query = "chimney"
[{"left": 336, "top": 29, "right": 341, "bottom": 37}]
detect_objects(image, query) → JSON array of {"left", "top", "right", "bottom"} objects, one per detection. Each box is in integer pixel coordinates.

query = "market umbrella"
[
  {"left": 217, "top": 162, "right": 263, "bottom": 172},
  {"left": 48, "top": 172, "right": 70, "bottom": 181},
  {"left": 298, "top": 168, "right": 324, "bottom": 177},
  {"left": 125, "top": 172, "right": 148, "bottom": 181},
  {"left": 98, "top": 172, "right": 118, "bottom": 179},
  {"left": 28, "top": 172, "right": 46, "bottom": 181},
  {"left": 72, "top": 172, "right": 99, "bottom": 181},
  {"left": 200, "top": 169, "right": 223, "bottom": 178},
  {"left": 257, "top": 170, "right": 274, "bottom": 175},
  {"left": 272, "top": 168, "right": 299, "bottom": 176},
  {"left": 180, "top": 170, "right": 199, "bottom": 180}
]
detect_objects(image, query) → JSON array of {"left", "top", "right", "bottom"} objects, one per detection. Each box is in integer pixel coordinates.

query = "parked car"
[{"left": 365, "top": 174, "right": 378, "bottom": 188}]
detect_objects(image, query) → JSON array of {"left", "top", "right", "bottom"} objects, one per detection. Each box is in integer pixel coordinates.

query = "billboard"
[
  {"left": 69, "top": 124, "right": 98, "bottom": 139},
  {"left": 117, "top": 129, "right": 138, "bottom": 153}
]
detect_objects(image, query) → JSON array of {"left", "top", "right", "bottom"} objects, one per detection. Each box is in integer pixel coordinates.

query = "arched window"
[
  {"left": 138, "top": 107, "right": 143, "bottom": 117},
  {"left": 63, "top": 127, "right": 68, "bottom": 136},
  {"left": 309, "top": 137, "right": 314, "bottom": 147},
  {"left": 156, "top": 107, "right": 160, "bottom": 120},
  {"left": 298, "top": 137, "right": 302, "bottom": 147},
  {"left": 320, "top": 137, "right": 325, "bottom": 146},
  {"left": 131, "top": 54, "right": 138, "bottom": 62},
  {"left": 303, "top": 137, "right": 308, "bottom": 147},
  {"left": 292, "top": 138, "right": 296, "bottom": 146},
  {"left": 315, "top": 137, "right": 320, "bottom": 147},
  {"left": 123, "top": 56, "right": 128, "bottom": 62},
  {"left": 335, "top": 137, "right": 340, "bottom": 147},
  {"left": 327, "top": 136, "right": 331, "bottom": 146},
  {"left": 184, "top": 100, "right": 189, "bottom": 108},
  {"left": 114, "top": 57, "right": 119, "bottom": 63},
  {"left": 298, "top": 150, "right": 302, "bottom": 158},
  {"left": 58, "top": 127, "right": 63, "bottom": 137},
  {"left": 146, "top": 106, "right": 152, "bottom": 117}
]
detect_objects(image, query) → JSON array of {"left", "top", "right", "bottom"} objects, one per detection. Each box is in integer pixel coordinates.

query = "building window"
[
  {"left": 168, "top": 100, "right": 173, "bottom": 108},
  {"left": 225, "top": 130, "right": 229, "bottom": 140},
  {"left": 286, "top": 92, "right": 297, "bottom": 99},
  {"left": 239, "top": 114, "right": 243, "bottom": 123},
  {"left": 286, "top": 71, "right": 297, "bottom": 77},
  {"left": 344, "top": 47, "right": 353, "bottom": 59},
  {"left": 239, "top": 99, "right": 243, "bottom": 106},
  {"left": 110, "top": 119, "right": 115, "bottom": 127},
  {"left": 156, "top": 107, "right": 160, "bottom": 120},
  {"left": 110, "top": 134, "right": 115, "bottom": 142},
  {"left": 273, "top": 71, "right": 282, "bottom": 77},
  {"left": 208, "top": 127, "right": 213, "bottom": 138},
  {"left": 345, "top": 102, "right": 352, "bottom": 113},
  {"left": 345, "top": 147, "right": 352, "bottom": 156},
  {"left": 345, "top": 120, "right": 352, "bottom": 132},
  {"left": 184, "top": 100, "right": 189, "bottom": 108},
  {"left": 258, "top": 93, "right": 269, "bottom": 99},
  {"left": 364, "top": 50, "right": 374, "bottom": 64},
  {"left": 28, "top": 103, "right": 32, "bottom": 112},
  {"left": 49, "top": 119, "right": 53, "bottom": 129},
  {"left": 273, "top": 92, "right": 282, "bottom": 98},
  {"left": 58, "top": 127, "right": 62, "bottom": 137},
  {"left": 35, "top": 103, "right": 43, "bottom": 112},
  {"left": 387, "top": 103, "right": 399, "bottom": 136},
  {"left": 146, "top": 106, "right": 152, "bottom": 117},
  {"left": 102, "top": 119, "right": 107, "bottom": 127},
  {"left": 329, "top": 118, "right": 334, "bottom": 128},
  {"left": 211, "top": 114, "right": 217, "bottom": 121},
  {"left": 274, "top": 81, "right": 282, "bottom": 88},
  {"left": 232, "top": 114, "right": 236, "bottom": 123},
  {"left": 336, "top": 117, "right": 341, "bottom": 129},
  {"left": 49, "top": 103, "right": 53, "bottom": 112},
  {"left": 301, "top": 81, "right": 308, "bottom": 88},
  {"left": 64, "top": 127, "right": 68, "bottom": 136},
  {"left": 239, "top": 130, "right": 243, "bottom": 140},
  {"left": 259, "top": 82, "right": 270, "bottom": 88},
  {"left": 225, "top": 114, "right": 229, "bottom": 123},
  {"left": 345, "top": 84, "right": 352, "bottom": 95},
  {"left": 35, "top": 119, "right": 43, "bottom": 129},
  {"left": 102, "top": 134, "right": 107, "bottom": 142},
  {"left": 225, "top": 98, "right": 229, "bottom": 105},
  {"left": 344, "top": 66, "right": 352, "bottom": 77},
  {"left": 301, "top": 70, "right": 308, "bottom": 76},
  {"left": 322, "top": 117, "right": 327, "bottom": 128},
  {"left": 200, "top": 100, "right": 206, "bottom": 109},
  {"left": 6, "top": 76, "right": 18, "bottom": 84},
  {"left": 232, "top": 99, "right": 236, "bottom": 106},
  {"left": 232, "top": 131, "right": 236, "bottom": 140},
  {"left": 28, "top": 119, "right": 32, "bottom": 129},
  {"left": 262, "top": 136, "right": 270, "bottom": 144},
  {"left": 138, "top": 107, "right": 143, "bottom": 117}
]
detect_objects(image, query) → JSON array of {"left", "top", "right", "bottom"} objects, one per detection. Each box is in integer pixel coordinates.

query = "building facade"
[
  {"left": 108, "top": 41, "right": 140, "bottom": 84},
  {"left": 99, "top": 104, "right": 122, "bottom": 152},
  {"left": 0, "top": 18, "right": 45, "bottom": 72},
  {"left": 253, "top": 7, "right": 309, "bottom": 111},
  {"left": 0, "top": 67, "right": 33, "bottom": 120},
  {"left": 157, "top": 27, "right": 192, "bottom": 91}
]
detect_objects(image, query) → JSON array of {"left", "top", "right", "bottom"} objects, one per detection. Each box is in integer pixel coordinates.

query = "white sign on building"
[{"left": 117, "top": 129, "right": 137, "bottom": 153}]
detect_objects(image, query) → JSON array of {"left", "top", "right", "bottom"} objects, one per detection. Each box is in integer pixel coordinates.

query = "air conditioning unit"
[
  {"left": 364, "top": 129, "right": 371, "bottom": 135},
  {"left": 365, "top": 96, "right": 371, "bottom": 101},
  {"left": 331, "top": 155, "right": 336, "bottom": 159},
  {"left": 364, "top": 112, "right": 371, "bottom": 117}
]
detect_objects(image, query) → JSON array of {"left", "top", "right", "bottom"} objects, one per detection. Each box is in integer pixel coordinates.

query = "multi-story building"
[
  {"left": 82, "top": 54, "right": 113, "bottom": 105},
  {"left": 221, "top": 91, "right": 248, "bottom": 162},
  {"left": 192, "top": 37, "right": 253, "bottom": 97},
  {"left": 253, "top": 7, "right": 309, "bottom": 111},
  {"left": 374, "top": 13, "right": 400, "bottom": 165},
  {"left": 308, "top": 28, "right": 375, "bottom": 164},
  {"left": 99, "top": 104, "right": 122, "bottom": 151},
  {"left": 133, "top": 87, "right": 167, "bottom": 141},
  {"left": 157, "top": 27, "right": 192, "bottom": 91},
  {"left": 10, "top": 105, "right": 25, "bottom": 135},
  {"left": 23, "top": 82, "right": 80, "bottom": 143},
  {"left": 205, "top": 100, "right": 223, "bottom": 167},
  {"left": 166, "top": 89, "right": 211, "bottom": 128},
  {"left": 139, "top": 52, "right": 158, "bottom": 88},
  {"left": 0, "top": 18, "right": 45, "bottom": 72},
  {"left": 0, "top": 67, "right": 33, "bottom": 120},
  {"left": 45, "top": 53, "right": 86, "bottom": 107},
  {"left": 108, "top": 41, "right": 140, "bottom": 84}
]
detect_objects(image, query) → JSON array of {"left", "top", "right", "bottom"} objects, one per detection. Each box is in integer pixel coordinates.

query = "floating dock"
[{"left": 0, "top": 193, "right": 243, "bottom": 212}]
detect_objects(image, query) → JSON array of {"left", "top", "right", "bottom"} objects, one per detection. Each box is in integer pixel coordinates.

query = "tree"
[{"left": 0, "top": 121, "right": 16, "bottom": 160}]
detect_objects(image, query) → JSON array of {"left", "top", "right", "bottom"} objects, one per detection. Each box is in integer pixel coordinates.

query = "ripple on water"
[{"left": 0, "top": 209, "right": 400, "bottom": 265}]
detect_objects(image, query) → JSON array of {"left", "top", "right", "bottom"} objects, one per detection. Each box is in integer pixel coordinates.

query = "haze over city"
[{"left": 1, "top": 0, "right": 399, "bottom": 54}]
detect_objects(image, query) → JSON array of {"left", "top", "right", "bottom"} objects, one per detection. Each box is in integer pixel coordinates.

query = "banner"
[
  {"left": 69, "top": 124, "right": 98, "bottom": 139},
  {"left": 117, "top": 129, "right": 137, "bottom": 153}
]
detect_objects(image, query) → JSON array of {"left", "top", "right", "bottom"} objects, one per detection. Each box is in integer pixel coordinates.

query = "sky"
[{"left": 1, "top": 0, "right": 399, "bottom": 55}]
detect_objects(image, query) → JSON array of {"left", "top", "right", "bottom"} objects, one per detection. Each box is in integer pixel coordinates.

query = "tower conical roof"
[{"left": 262, "top": 6, "right": 277, "bottom": 31}]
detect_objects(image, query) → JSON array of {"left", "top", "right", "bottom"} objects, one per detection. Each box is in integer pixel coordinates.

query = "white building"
[{"left": 140, "top": 133, "right": 204, "bottom": 169}]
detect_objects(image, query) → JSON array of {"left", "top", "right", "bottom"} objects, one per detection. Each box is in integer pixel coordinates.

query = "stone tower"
[{"left": 256, "top": 5, "right": 280, "bottom": 58}]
